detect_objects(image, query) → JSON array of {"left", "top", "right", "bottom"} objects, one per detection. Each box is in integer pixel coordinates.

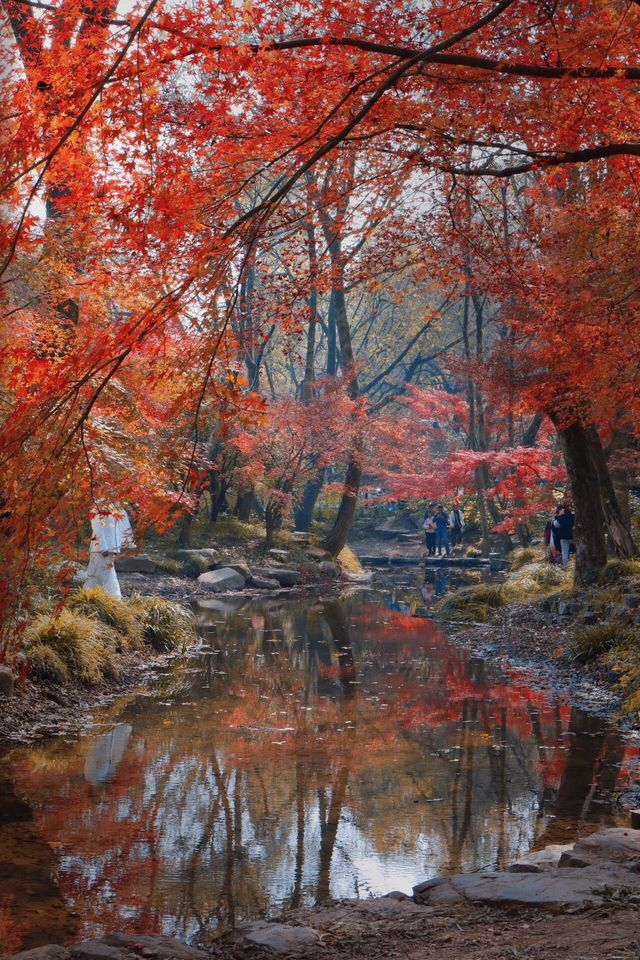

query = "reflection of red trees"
[{"left": 8, "top": 599, "right": 637, "bottom": 945}]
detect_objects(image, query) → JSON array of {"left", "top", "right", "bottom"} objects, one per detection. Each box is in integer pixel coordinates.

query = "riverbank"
[{"left": 6, "top": 827, "right": 640, "bottom": 960}]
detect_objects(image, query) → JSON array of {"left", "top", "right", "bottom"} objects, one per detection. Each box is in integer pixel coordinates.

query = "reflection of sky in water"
[{"left": 1, "top": 588, "right": 637, "bottom": 950}]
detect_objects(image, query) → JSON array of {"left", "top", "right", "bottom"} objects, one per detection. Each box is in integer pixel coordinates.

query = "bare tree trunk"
[
  {"left": 554, "top": 418, "right": 608, "bottom": 583},
  {"left": 587, "top": 422, "right": 637, "bottom": 558}
]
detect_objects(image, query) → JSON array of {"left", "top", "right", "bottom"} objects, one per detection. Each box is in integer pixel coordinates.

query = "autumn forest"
[{"left": 2, "top": 0, "right": 640, "bottom": 955}]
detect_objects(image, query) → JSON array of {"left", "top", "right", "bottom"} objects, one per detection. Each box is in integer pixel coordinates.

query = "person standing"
[
  {"left": 449, "top": 503, "right": 464, "bottom": 550},
  {"left": 553, "top": 503, "right": 575, "bottom": 567},
  {"left": 434, "top": 504, "right": 450, "bottom": 557},
  {"left": 545, "top": 505, "right": 563, "bottom": 564},
  {"left": 423, "top": 508, "right": 437, "bottom": 556},
  {"left": 85, "top": 502, "right": 136, "bottom": 599}
]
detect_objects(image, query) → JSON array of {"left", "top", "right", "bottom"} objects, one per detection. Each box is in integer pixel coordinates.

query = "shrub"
[
  {"left": 570, "top": 623, "right": 627, "bottom": 664},
  {"left": 509, "top": 547, "right": 539, "bottom": 571},
  {"left": 502, "top": 561, "right": 572, "bottom": 601},
  {"left": 465, "top": 546, "right": 483, "bottom": 558},
  {"left": 180, "top": 555, "right": 210, "bottom": 579},
  {"left": 131, "top": 595, "right": 196, "bottom": 651},
  {"left": 66, "top": 587, "right": 142, "bottom": 645},
  {"left": 337, "top": 545, "right": 362, "bottom": 574},
  {"left": 598, "top": 559, "right": 640, "bottom": 585},
  {"left": 437, "top": 584, "right": 504, "bottom": 622},
  {"left": 25, "top": 643, "right": 69, "bottom": 683},
  {"left": 24, "top": 609, "right": 118, "bottom": 684},
  {"left": 155, "top": 557, "right": 183, "bottom": 575}
]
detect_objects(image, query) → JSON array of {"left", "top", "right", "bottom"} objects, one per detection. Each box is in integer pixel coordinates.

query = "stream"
[{"left": 0, "top": 570, "right": 637, "bottom": 951}]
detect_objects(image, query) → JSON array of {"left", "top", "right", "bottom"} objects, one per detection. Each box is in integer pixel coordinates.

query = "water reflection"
[{"left": 1, "top": 592, "right": 637, "bottom": 950}]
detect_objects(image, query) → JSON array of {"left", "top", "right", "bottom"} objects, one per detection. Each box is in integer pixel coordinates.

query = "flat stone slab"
[
  {"left": 197, "top": 567, "right": 246, "bottom": 591},
  {"left": 101, "top": 934, "right": 208, "bottom": 959},
  {"left": 239, "top": 921, "right": 319, "bottom": 952},
  {"left": 560, "top": 827, "right": 640, "bottom": 867},
  {"left": 249, "top": 575, "right": 281, "bottom": 590},
  {"left": 70, "top": 943, "right": 124, "bottom": 960},
  {"left": 414, "top": 863, "right": 640, "bottom": 909},
  {"left": 509, "top": 843, "right": 574, "bottom": 873},
  {"left": 251, "top": 567, "right": 299, "bottom": 587},
  {"left": 8, "top": 948, "right": 71, "bottom": 960}
]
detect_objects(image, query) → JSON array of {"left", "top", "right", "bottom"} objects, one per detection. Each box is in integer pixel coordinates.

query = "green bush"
[
  {"left": 131, "top": 595, "right": 196, "bottom": 651},
  {"left": 66, "top": 587, "right": 142, "bottom": 645}
]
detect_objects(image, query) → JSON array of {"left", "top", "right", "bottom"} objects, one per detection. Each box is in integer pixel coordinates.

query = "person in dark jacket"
[
  {"left": 434, "top": 505, "right": 450, "bottom": 557},
  {"left": 553, "top": 503, "right": 575, "bottom": 567},
  {"left": 544, "top": 505, "right": 563, "bottom": 563}
]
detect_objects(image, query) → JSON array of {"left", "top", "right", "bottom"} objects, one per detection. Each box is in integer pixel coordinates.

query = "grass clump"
[
  {"left": 66, "top": 587, "right": 142, "bottom": 646},
  {"left": 180, "top": 554, "right": 210, "bottom": 579},
  {"left": 337, "top": 545, "right": 362, "bottom": 574},
  {"left": 437, "top": 583, "right": 504, "bottom": 622},
  {"left": 502, "top": 561, "right": 572, "bottom": 601},
  {"left": 25, "top": 643, "right": 69, "bottom": 683},
  {"left": 598, "top": 559, "right": 640, "bottom": 585},
  {"left": 131, "top": 595, "right": 196, "bottom": 651},
  {"left": 24, "top": 608, "right": 119, "bottom": 684},
  {"left": 570, "top": 623, "right": 628, "bottom": 664},
  {"left": 509, "top": 547, "right": 539, "bottom": 571}
]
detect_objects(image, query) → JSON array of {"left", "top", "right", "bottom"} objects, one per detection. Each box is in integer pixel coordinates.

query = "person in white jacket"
[
  {"left": 85, "top": 502, "right": 135, "bottom": 599},
  {"left": 449, "top": 504, "right": 465, "bottom": 549}
]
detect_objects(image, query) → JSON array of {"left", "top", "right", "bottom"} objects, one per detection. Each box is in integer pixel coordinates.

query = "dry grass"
[
  {"left": 502, "top": 561, "right": 572, "bottom": 601},
  {"left": 337, "top": 545, "right": 363, "bottom": 574},
  {"left": 437, "top": 584, "right": 504, "bottom": 622},
  {"left": 66, "top": 587, "right": 142, "bottom": 646},
  {"left": 24, "top": 608, "right": 119, "bottom": 684},
  {"left": 131, "top": 594, "right": 196, "bottom": 651},
  {"left": 570, "top": 623, "right": 628, "bottom": 664},
  {"left": 509, "top": 547, "right": 540, "bottom": 571},
  {"left": 598, "top": 559, "right": 640, "bottom": 584}
]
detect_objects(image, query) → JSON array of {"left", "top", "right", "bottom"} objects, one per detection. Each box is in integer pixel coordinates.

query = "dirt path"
[{"left": 220, "top": 897, "right": 640, "bottom": 960}]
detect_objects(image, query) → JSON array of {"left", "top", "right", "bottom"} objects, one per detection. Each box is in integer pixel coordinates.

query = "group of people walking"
[
  {"left": 544, "top": 502, "right": 575, "bottom": 567},
  {"left": 422, "top": 504, "right": 464, "bottom": 557}
]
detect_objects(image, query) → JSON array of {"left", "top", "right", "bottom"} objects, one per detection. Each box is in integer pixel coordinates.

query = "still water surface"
[{"left": 0, "top": 575, "right": 637, "bottom": 950}]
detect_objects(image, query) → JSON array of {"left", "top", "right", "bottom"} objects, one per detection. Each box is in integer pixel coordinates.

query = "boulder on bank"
[
  {"left": 319, "top": 560, "right": 341, "bottom": 578},
  {"left": 414, "top": 863, "right": 640, "bottom": 909},
  {"left": 509, "top": 843, "right": 573, "bottom": 873},
  {"left": 251, "top": 567, "right": 299, "bottom": 587},
  {"left": 7, "top": 939, "right": 209, "bottom": 960},
  {"left": 198, "top": 567, "right": 246, "bottom": 592},
  {"left": 114, "top": 554, "right": 159, "bottom": 574},
  {"left": 249, "top": 575, "right": 281, "bottom": 590},
  {"left": 0, "top": 665, "right": 15, "bottom": 698},
  {"left": 175, "top": 549, "right": 219, "bottom": 571}
]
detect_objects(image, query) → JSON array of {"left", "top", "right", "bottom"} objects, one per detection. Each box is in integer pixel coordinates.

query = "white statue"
[{"left": 85, "top": 502, "right": 135, "bottom": 599}]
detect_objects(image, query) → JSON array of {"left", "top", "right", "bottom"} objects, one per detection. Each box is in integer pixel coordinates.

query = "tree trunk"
[
  {"left": 234, "top": 487, "right": 254, "bottom": 523},
  {"left": 294, "top": 468, "right": 325, "bottom": 532},
  {"left": 177, "top": 510, "right": 194, "bottom": 549},
  {"left": 322, "top": 452, "right": 361, "bottom": 556},
  {"left": 554, "top": 418, "right": 608, "bottom": 583},
  {"left": 586, "top": 423, "right": 637, "bottom": 558}
]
